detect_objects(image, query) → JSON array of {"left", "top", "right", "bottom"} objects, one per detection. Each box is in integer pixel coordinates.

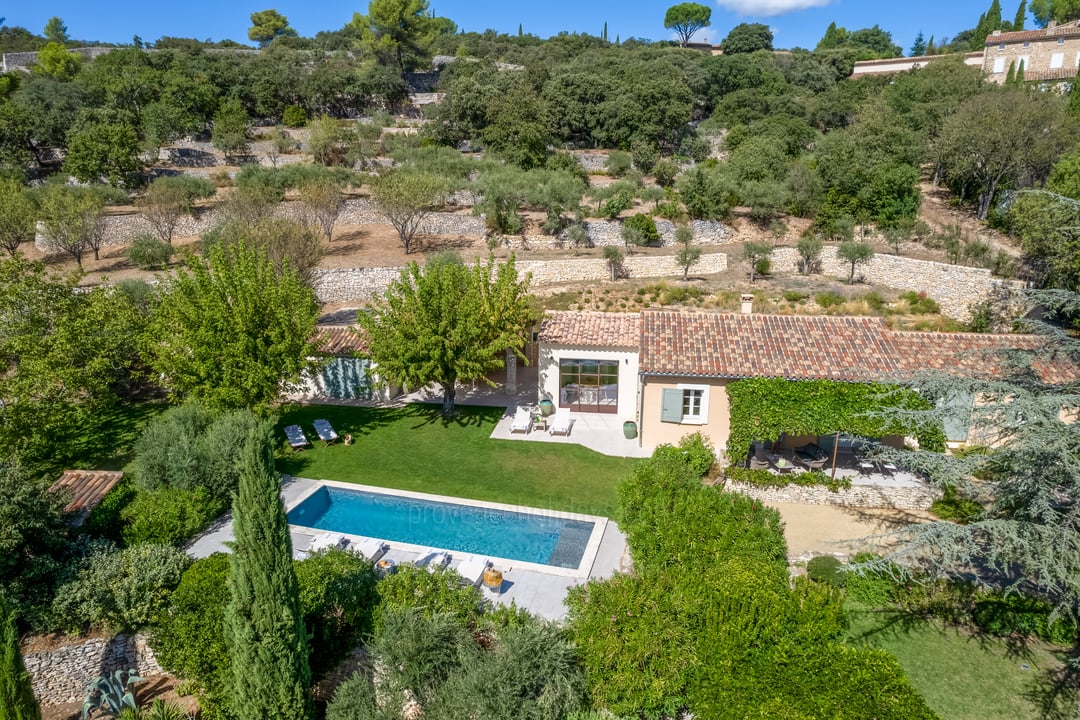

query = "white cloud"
[{"left": 715, "top": 0, "right": 834, "bottom": 16}]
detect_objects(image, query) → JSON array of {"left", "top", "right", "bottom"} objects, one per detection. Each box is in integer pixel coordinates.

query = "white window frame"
[
  {"left": 993, "top": 56, "right": 1006, "bottom": 73},
  {"left": 1052, "top": 52, "right": 1065, "bottom": 69},
  {"left": 677, "top": 383, "right": 710, "bottom": 425}
]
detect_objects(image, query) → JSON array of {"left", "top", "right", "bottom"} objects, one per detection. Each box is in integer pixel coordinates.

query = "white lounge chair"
[
  {"left": 455, "top": 556, "right": 491, "bottom": 586},
  {"left": 549, "top": 407, "right": 572, "bottom": 436},
  {"left": 354, "top": 537, "right": 389, "bottom": 562},
  {"left": 414, "top": 548, "right": 451, "bottom": 571},
  {"left": 509, "top": 407, "right": 533, "bottom": 434},
  {"left": 309, "top": 532, "right": 347, "bottom": 552}
]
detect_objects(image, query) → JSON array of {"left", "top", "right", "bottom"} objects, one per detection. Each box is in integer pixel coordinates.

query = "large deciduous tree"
[
  {"left": 0, "top": 181, "right": 36, "bottom": 256},
  {"left": 664, "top": 3, "right": 712, "bottom": 47},
  {"left": 144, "top": 241, "right": 321, "bottom": 411},
  {"left": 248, "top": 9, "right": 298, "bottom": 47},
  {"left": 357, "top": 253, "right": 537, "bottom": 416},
  {"left": 63, "top": 116, "right": 143, "bottom": 187},
  {"left": 370, "top": 169, "right": 446, "bottom": 254},
  {"left": 720, "top": 23, "right": 773, "bottom": 54},
  {"left": 936, "top": 87, "right": 1075, "bottom": 219},
  {"left": 224, "top": 425, "right": 312, "bottom": 720}
]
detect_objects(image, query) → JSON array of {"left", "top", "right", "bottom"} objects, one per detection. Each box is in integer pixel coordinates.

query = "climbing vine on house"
[{"left": 726, "top": 378, "right": 945, "bottom": 463}]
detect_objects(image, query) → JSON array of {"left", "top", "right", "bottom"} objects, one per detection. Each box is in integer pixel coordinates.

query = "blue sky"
[{"left": 4, "top": 1, "right": 1013, "bottom": 54}]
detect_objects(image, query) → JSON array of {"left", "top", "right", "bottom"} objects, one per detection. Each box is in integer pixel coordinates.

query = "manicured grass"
[
  {"left": 275, "top": 403, "right": 638, "bottom": 517},
  {"left": 846, "top": 603, "right": 1077, "bottom": 720},
  {"left": 52, "top": 399, "right": 168, "bottom": 475}
]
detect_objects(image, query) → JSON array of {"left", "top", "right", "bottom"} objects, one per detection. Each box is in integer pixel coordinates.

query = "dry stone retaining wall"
[
  {"left": 771, "top": 246, "right": 1026, "bottom": 321},
  {"left": 23, "top": 633, "right": 163, "bottom": 706},
  {"left": 312, "top": 253, "right": 729, "bottom": 304},
  {"left": 726, "top": 480, "right": 940, "bottom": 510}
]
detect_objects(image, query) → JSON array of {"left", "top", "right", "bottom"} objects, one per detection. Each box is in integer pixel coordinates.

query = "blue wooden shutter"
[
  {"left": 942, "top": 391, "right": 974, "bottom": 442},
  {"left": 661, "top": 388, "right": 683, "bottom": 423}
]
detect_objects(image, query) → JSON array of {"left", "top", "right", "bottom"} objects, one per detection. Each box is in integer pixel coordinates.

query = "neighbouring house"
[
  {"left": 537, "top": 308, "right": 1075, "bottom": 458},
  {"left": 50, "top": 470, "right": 124, "bottom": 526},
  {"left": 983, "top": 21, "right": 1080, "bottom": 84},
  {"left": 850, "top": 52, "right": 983, "bottom": 78}
]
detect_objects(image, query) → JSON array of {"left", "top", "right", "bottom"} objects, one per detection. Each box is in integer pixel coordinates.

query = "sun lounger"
[
  {"left": 284, "top": 425, "right": 310, "bottom": 451},
  {"left": 354, "top": 537, "right": 389, "bottom": 562},
  {"left": 510, "top": 406, "right": 533, "bottom": 434},
  {"left": 313, "top": 418, "right": 340, "bottom": 446},
  {"left": 414, "top": 548, "right": 451, "bottom": 571},
  {"left": 548, "top": 407, "right": 572, "bottom": 436},
  {"left": 455, "top": 555, "right": 491, "bottom": 586},
  {"left": 309, "top": 531, "right": 347, "bottom": 552}
]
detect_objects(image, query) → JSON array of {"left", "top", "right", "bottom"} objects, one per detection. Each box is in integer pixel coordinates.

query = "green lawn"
[
  {"left": 846, "top": 603, "right": 1078, "bottom": 720},
  {"left": 275, "top": 403, "right": 638, "bottom": 517}
]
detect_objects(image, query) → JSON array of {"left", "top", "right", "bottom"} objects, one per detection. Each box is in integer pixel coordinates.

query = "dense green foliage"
[
  {"left": 358, "top": 253, "right": 537, "bottom": 415},
  {"left": 568, "top": 450, "right": 936, "bottom": 718},
  {"left": 0, "top": 597, "right": 40, "bottom": 720},
  {"left": 50, "top": 542, "right": 189, "bottom": 632},
  {"left": 373, "top": 565, "right": 485, "bottom": 632},
  {"left": 223, "top": 425, "right": 312, "bottom": 720},
  {"left": 725, "top": 378, "right": 946, "bottom": 463}
]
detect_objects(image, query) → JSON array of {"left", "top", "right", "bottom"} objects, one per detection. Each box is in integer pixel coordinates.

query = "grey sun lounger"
[
  {"left": 284, "top": 424, "right": 310, "bottom": 451},
  {"left": 313, "top": 418, "right": 340, "bottom": 446}
]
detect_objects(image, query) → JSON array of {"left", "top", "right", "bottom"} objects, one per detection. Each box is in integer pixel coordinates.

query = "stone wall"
[
  {"left": 771, "top": 246, "right": 1026, "bottom": 321},
  {"left": 501, "top": 219, "right": 734, "bottom": 251},
  {"left": 312, "top": 252, "right": 729, "bottom": 304},
  {"left": 23, "top": 634, "right": 163, "bottom": 706},
  {"left": 725, "top": 480, "right": 940, "bottom": 510}
]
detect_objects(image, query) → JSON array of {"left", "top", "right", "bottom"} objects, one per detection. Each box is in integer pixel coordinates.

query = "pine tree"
[
  {"left": 910, "top": 31, "right": 927, "bottom": 56},
  {"left": 0, "top": 598, "right": 40, "bottom": 720},
  {"left": 223, "top": 425, "right": 312, "bottom": 720},
  {"left": 926, "top": 35, "right": 936, "bottom": 54},
  {"left": 1013, "top": 0, "right": 1027, "bottom": 30}
]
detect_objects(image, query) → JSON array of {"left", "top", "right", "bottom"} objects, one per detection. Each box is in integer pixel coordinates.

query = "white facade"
[{"left": 538, "top": 344, "right": 639, "bottom": 420}]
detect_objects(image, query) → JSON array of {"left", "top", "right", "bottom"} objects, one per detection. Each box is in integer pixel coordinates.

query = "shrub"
[
  {"left": 655, "top": 432, "right": 717, "bottom": 477},
  {"left": 600, "top": 189, "right": 633, "bottom": 219},
  {"left": 51, "top": 543, "right": 190, "bottom": 632},
  {"left": 294, "top": 549, "right": 378, "bottom": 678},
  {"left": 863, "top": 291, "right": 887, "bottom": 312},
  {"left": 783, "top": 290, "right": 809, "bottom": 302},
  {"left": 623, "top": 213, "right": 660, "bottom": 245},
  {"left": 653, "top": 159, "right": 679, "bottom": 188},
  {"left": 127, "top": 235, "right": 173, "bottom": 270},
  {"left": 281, "top": 105, "right": 308, "bottom": 128},
  {"left": 325, "top": 670, "right": 379, "bottom": 720},
  {"left": 806, "top": 556, "right": 845, "bottom": 587},
  {"left": 630, "top": 141, "right": 659, "bottom": 175},
  {"left": 899, "top": 291, "right": 940, "bottom": 314},
  {"left": 150, "top": 554, "right": 231, "bottom": 704},
  {"left": 815, "top": 291, "right": 845, "bottom": 308},
  {"left": 973, "top": 593, "right": 1077, "bottom": 645},
  {"left": 120, "top": 487, "right": 225, "bottom": 547},
  {"left": 374, "top": 566, "right": 485, "bottom": 632},
  {"left": 844, "top": 553, "right": 902, "bottom": 606},
  {"left": 930, "top": 486, "right": 983, "bottom": 523},
  {"left": 82, "top": 477, "right": 138, "bottom": 544},
  {"left": 754, "top": 257, "right": 771, "bottom": 277},
  {"left": 605, "top": 151, "right": 632, "bottom": 177}
]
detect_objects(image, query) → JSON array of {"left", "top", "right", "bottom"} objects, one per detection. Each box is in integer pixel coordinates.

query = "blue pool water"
[{"left": 287, "top": 486, "right": 595, "bottom": 569}]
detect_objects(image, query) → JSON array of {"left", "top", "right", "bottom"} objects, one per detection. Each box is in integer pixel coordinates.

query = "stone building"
[{"left": 982, "top": 20, "right": 1080, "bottom": 83}]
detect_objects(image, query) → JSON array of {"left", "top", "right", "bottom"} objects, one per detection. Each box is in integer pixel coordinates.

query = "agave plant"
[{"left": 81, "top": 668, "right": 144, "bottom": 719}]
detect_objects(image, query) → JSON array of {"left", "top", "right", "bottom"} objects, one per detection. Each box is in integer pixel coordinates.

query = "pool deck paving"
[{"left": 188, "top": 476, "right": 630, "bottom": 622}]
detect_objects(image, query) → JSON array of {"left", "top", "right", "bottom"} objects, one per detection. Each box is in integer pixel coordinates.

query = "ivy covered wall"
[{"left": 725, "top": 378, "right": 946, "bottom": 463}]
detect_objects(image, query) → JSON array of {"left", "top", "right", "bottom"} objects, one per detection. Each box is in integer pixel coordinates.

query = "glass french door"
[{"left": 559, "top": 359, "right": 619, "bottom": 414}]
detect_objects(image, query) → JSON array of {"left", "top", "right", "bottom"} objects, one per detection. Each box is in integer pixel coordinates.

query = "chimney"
[
  {"left": 740, "top": 294, "right": 754, "bottom": 314},
  {"left": 991, "top": 29, "right": 1001, "bottom": 36},
  {"left": 1049, "top": 20, "right": 1058, "bottom": 29}
]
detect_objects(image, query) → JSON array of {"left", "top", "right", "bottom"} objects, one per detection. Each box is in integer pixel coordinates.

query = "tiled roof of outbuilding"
[
  {"left": 51, "top": 470, "right": 124, "bottom": 526},
  {"left": 538, "top": 311, "right": 640, "bottom": 348}
]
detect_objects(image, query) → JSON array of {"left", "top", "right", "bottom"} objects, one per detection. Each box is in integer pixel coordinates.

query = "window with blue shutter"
[{"left": 661, "top": 388, "right": 683, "bottom": 423}]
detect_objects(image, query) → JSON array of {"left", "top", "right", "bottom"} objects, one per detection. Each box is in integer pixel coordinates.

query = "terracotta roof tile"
[
  {"left": 51, "top": 470, "right": 123, "bottom": 526},
  {"left": 538, "top": 311, "right": 640, "bottom": 348},
  {"left": 640, "top": 311, "right": 898, "bottom": 380},
  {"left": 986, "top": 24, "right": 1080, "bottom": 44},
  {"left": 312, "top": 325, "right": 367, "bottom": 356},
  {"left": 891, "top": 331, "right": 1080, "bottom": 384}
]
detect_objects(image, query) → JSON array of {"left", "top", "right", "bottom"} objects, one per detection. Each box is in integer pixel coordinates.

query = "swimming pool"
[{"left": 287, "top": 483, "right": 602, "bottom": 571}]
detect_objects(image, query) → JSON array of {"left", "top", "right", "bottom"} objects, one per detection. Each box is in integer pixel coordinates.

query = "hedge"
[{"left": 726, "top": 378, "right": 946, "bottom": 464}]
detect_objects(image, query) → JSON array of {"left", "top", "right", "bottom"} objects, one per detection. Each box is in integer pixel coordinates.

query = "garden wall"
[
  {"left": 312, "top": 252, "right": 729, "bottom": 303},
  {"left": 23, "top": 633, "right": 163, "bottom": 706},
  {"left": 725, "top": 480, "right": 940, "bottom": 510},
  {"left": 771, "top": 246, "right": 1027, "bottom": 322}
]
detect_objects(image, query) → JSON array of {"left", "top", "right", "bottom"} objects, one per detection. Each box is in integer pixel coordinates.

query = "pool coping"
[{"left": 284, "top": 478, "right": 609, "bottom": 580}]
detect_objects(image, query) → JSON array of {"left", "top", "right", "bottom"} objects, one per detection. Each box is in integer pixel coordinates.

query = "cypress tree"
[
  {"left": 1069, "top": 70, "right": 1080, "bottom": 117},
  {"left": 1006, "top": 59, "right": 1016, "bottom": 84},
  {"left": 517, "top": 23, "right": 522, "bottom": 37},
  {"left": 223, "top": 424, "right": 312, "bottom": 720},
  {"left": 1013, "top": 0, "right": 1027, "bottom": 30},
  {"left": 926, "top": 35, "right": 936, "bottom": 54},
  {"left": 602, "top": 21, "right": 608, "bottom": 42},
  {"left": 1016, "top": 57, "right": 1026, "bottom": 82},
  {"left": 0, "top": 598, "right": 40, "bottom": 720}
]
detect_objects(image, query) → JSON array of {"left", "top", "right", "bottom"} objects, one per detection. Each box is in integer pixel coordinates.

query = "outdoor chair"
[
  {"left": 313, "top": 418, "right": 340, "bottom": 446},
  {"left": 510, "top": 406, "right": 533, "bottom": 434},
  {"left": 414, "top": 548, "right": 451, "bottom": 572},
  {"left": 354, "top": 537, "right": 389, "bottom": 562},
  {"left": 309, "top": 532, "right": 348, "bottom": 552},
  {"left": 284, "top": 424, "right": 310, "bottom": 451},
  {"left": 549, "top": 407, "right": 572, "bottom": 436},
  {"left": 794, "top": 443, "right": 829, "bottom": 470}
]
